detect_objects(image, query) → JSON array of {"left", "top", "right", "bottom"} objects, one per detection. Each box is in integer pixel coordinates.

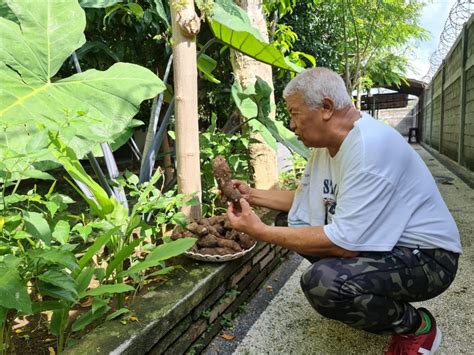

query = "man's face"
[{"left": 285, "top": 94, "right": 325, "bottom": 148}]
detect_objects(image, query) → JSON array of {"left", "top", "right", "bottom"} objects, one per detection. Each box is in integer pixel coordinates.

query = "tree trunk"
[
  {"left": 231, "top": 0, "right": 279, "bottom": 190},
  {"left": 170, "top": 0, "right": 202, "bottom": 219}
]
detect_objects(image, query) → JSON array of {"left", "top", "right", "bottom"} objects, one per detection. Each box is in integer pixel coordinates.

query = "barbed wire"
[{"left": 422, "top": 0, "right": 474, "bottom": 81}]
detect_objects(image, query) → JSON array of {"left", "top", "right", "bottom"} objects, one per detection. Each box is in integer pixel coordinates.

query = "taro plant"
[
  {"left": 231, "top": 75, "right": 310, "bottom": 160},
  {"left": 0, "top": 0, "right": 165, "bottom": 181}
]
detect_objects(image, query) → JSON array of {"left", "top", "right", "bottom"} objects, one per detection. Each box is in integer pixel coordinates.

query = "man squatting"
[{"left": 227, "top": 68, "right": 461, "bottom": 355}]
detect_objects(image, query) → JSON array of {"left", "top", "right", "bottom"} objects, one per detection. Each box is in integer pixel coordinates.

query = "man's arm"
[
  {"left": 232, "top": 180, "right": 295, "bottom": 212},
  {"left": 228, "top": 199, "right": 358, "bottom": 258},
  {"left": 251, "top": 189, "right": 295, "bottom": 212}
]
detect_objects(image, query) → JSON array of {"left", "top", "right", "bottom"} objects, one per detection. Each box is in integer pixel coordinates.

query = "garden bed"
[{"left": 63, "top": 241, "right": 289, "bottom": 354}]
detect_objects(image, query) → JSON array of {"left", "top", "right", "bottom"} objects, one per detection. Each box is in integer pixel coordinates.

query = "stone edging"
[{"left": 64, "top": 242, "right": 288, "bottom": 354}]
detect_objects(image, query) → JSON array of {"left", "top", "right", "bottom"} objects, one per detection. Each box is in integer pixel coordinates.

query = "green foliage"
[
  {"left": 0, "top": 0, "right": 165, "bottom": 182},
  {"left": 197, "top": 121, "right": 251, "bottom": 217},
  {"left": 279, "top": 154, "right": 307, "bottom": 190},
  {"left": 208, "top": 0, "right": 303, "bottom": 73},
  {"left": 231, "top": 76, "right": 310, "bottom": 159}
]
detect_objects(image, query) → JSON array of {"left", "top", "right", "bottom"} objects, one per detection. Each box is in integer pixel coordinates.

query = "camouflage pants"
[{"left": 299, "top": 247, "right": 459, "bottom": 335}]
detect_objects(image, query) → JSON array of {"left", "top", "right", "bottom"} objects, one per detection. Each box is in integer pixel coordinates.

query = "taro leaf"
[
  {"left": 231, "top": 79, "right": 258, "bottom": 119},
  {"left": 258, "top": 117, "right": 310, "bottom": 159},
  {"left": 232, "top": 76, "right": 309, "bottom": 158},
  {"left": 0, "top": 257, "right": 31, "bottom": 313},
  {"left": 209, "top": 0, "right": 303, "bottom": 73},
  {"left": 0, "top": 0, "right": 165, "bottom": 174},
  {"left": 0, "top": 1, "right": 16, "bottom": 23},
  {"left": 79, "top": 0, "right": 123, "bottom": 8},
  {"left": 248, "top": 119, "right": 277, "bottom": 150},
  {"left": 23, "top": 211, "right": 51, "bottom": 246}
]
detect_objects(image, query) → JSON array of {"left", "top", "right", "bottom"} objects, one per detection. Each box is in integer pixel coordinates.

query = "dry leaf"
[
  {"left": 129, "top": 316, "right": 138, "bottom": 322},
  {"left": 48, "top": 347, "right": 56, "bottom": 355},
  {"left": 221, "top": 334, "right": 235, "bottom": 341}
]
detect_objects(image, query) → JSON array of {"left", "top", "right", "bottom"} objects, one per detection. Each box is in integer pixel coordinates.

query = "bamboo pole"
[{"left": 170, "top": 0, "right": 202, "bottom": 219}]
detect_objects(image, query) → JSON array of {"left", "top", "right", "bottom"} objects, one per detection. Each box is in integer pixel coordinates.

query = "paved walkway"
[{"left": 232, "top": 144, "right": 474, "bottom": 354}]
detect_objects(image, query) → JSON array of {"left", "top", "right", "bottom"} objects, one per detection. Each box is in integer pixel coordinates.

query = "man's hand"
[
  {"left": 231, "top": 180, "right": 253, "bottom": 204},
  {"left": 227, "top": 198, "right": 267, "bottom": 238}
]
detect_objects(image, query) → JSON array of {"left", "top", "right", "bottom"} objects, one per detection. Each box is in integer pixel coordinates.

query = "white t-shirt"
[{"left": 288, "top": 112, "right": 462, "bottom": 253}]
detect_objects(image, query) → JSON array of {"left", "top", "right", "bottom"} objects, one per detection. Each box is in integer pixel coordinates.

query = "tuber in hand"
[{"left": 212, "top": 155, "right": 241, "bottom": 210}]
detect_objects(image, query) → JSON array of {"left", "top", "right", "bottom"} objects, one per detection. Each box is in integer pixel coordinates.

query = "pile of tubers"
[
  {"left": 171, "top": 215, "right": 255, "bottom": 256},
  {"left": 171, "top": 155, "right": 255, "bottom": 256}
]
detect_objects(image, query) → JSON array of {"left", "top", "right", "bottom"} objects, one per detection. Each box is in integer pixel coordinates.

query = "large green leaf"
[
  {"left": 0, "top": 0, "right": 165, "bottom": 173},
  {"left": 38, "top": 270, "right": 78, "bottom": 296},
  {"left": 29, "top": 248, "right": 79, "bottom": 271},
  {"left": 146, "top": 238, "right": 197, "bottom": 262},
  {"left": 0, "top": 257, "right": 31, "bottom": 313},
  {"left": 231, "top": 76, "right": 309, "bottom": 158},
  {"left": 209, "top": 0, "right": 303, "bottom": 73},
  {"left": 23, "top": 212, "right": 51, "bottom": 246}
]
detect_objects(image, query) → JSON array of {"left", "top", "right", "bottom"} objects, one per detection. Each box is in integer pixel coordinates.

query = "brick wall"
[{"left": 149, "top": 243, "right": 289, "bottom": 355}]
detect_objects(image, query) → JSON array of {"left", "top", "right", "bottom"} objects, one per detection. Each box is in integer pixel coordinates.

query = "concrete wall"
[
  {"left": 374, "top": 99, "right": 418, "bottom": 136},
  {"left": 417, "top": 14, "right": 474, "bottom": 172}
]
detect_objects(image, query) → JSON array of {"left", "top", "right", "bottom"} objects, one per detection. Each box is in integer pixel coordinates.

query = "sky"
[{"left": 406, "top": 0, "right": 458, "bottom": 80}]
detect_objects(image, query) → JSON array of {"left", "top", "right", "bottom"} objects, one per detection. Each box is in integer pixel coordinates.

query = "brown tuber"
[
  {"left": 212, "top": 156, "right": 241, "bottom": 209},
  {"left": 177, "top": 213, "right": 256, "bottom": 257}
]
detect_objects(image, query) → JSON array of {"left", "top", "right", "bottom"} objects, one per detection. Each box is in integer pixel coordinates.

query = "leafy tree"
[{"left": 273, "top": 0, "right": 428, "bottom": 107}]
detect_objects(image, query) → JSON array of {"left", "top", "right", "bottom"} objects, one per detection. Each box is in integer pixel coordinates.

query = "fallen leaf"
[
  {"left": 120, "top": 320, "right": 128, "bottom": 325},
  {"left": 129, "top": 316, "right": 138, "bottom": 322},
  {"left": 221, "top": 334, "right": 235, "bottom": 341},
  {"left": 48, "top": 347, "right": 56, "bottom": 355}
]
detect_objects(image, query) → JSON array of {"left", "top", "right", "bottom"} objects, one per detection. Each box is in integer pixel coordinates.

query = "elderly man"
[{"left": 227, "top": 67, "right": 461, "bottom": 354}]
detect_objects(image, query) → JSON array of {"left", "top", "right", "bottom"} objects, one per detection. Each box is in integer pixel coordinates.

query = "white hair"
[{"left": 283, "top": 67, "right": 352, "bottom": 110}]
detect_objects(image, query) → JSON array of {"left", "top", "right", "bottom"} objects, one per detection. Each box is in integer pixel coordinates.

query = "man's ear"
[{"left": 321, "top": 97, "right": 335, "bottom": 120}]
